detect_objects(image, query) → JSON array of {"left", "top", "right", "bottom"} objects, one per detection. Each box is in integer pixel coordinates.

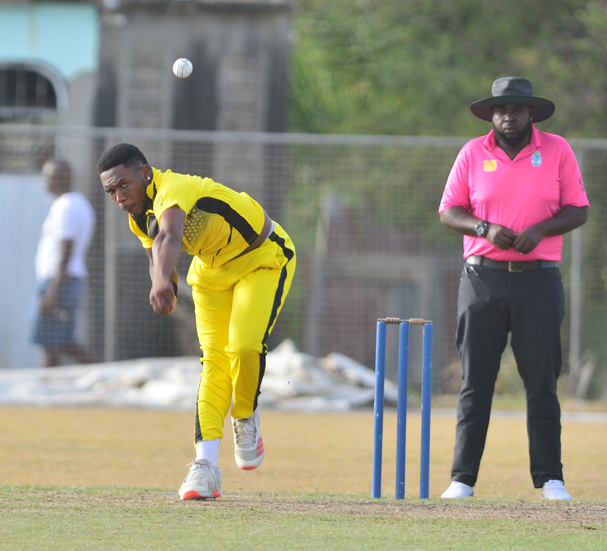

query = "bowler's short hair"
[{"left": 97, "top": 143, "right": 149, "bottom": 174}]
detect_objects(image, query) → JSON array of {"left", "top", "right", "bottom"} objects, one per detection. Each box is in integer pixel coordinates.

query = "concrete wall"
[{"left": 95, "top": 1, "right": 291, "bottom": 132}]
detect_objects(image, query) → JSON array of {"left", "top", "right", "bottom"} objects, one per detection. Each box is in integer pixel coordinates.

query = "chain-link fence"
[{"left": 2, "top": 125, "right": 606, "bottom": 397}]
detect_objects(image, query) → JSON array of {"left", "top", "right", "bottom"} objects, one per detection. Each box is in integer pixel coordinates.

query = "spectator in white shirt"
[{"left": 32, "top": 159, "right": 96, "bottom": 367}]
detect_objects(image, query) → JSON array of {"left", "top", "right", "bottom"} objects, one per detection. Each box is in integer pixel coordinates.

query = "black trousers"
[{"left": 451, "top": 263, "right": 565, "bottom": 488}]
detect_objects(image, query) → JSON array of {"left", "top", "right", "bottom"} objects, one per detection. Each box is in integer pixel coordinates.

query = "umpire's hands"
[
  {"left": 512, "top": 226, "right": 544, "bottom": 255},
  {"left": 486, "top": 223, "right": 517, "bottom": 250},
  {"left": 487, "top": 223, "right": 543, "bottom": 254}
]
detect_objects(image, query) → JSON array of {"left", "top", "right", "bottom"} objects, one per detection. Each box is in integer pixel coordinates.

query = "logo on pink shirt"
[
  {"left": 483, "top": 160, "right": 497, "bottom": 172},
  {"left": 531, "top": 151, "right": 542, "bottom": 167}
]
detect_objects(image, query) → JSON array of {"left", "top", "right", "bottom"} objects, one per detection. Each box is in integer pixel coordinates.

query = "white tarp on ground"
[{"left": 0, "top": 339, "right": 399, "bottom": 412}]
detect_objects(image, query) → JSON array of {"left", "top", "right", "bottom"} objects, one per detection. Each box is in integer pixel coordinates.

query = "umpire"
[{"left": 438, "top": 77, "right": 589, "bottom": 500}]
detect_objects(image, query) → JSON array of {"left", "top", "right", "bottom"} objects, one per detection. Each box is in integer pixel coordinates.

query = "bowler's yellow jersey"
[{"left": 128, "top": 168, "right": 267, "bottom": 269}]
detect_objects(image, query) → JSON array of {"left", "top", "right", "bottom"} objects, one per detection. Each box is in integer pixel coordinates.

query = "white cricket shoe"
[
  {"left": 178, "top": 460, "right": 222, "bottom": 500},
  {"left": 232, "top": 409, "right": 264, "bottom": 470},
  {"left": 541, "top": 479, "right": 572, "bottom": 501},
  {"left": 441, "top": 481, "right": 475, "bottom": 498}
]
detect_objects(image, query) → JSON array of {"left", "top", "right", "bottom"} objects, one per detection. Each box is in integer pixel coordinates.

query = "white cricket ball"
[{"left": 173, "top": 58, "right": 193, "bottom": 78}]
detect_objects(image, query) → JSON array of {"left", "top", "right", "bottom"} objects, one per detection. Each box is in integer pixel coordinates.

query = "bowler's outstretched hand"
[{"left": 150, "top": 279, "right": 177, "bottom": 315}]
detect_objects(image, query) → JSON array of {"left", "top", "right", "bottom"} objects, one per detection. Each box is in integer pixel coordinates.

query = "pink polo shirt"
[{"left": 438, "top": 126, "right": 589, "bottom": 261}]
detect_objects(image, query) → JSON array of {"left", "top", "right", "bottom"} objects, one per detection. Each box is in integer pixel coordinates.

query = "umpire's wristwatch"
[{"left": 474, "top": 220, "right": 489, "bottom": 238}]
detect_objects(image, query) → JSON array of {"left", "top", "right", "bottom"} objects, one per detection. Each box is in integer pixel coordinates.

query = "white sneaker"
[
  {"left": 178, "top": 460, "right": 222, "bottom": 500},
  {"left": 541, "top": 479, "right": 572, "bottom": 501},
  {"left": 232, "top": 409, "right": 264, "bottom": 470},
  {"left": 441, "top": 481, "right": 475, "bottom": 498}
]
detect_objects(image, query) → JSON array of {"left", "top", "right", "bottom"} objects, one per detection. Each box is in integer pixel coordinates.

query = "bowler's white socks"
[{"left": 196, "top": 438, "right": 220, "bottom": 467}]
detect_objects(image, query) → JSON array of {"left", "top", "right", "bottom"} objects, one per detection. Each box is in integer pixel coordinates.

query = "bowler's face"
[{"left": 100, "top": 164, "right": 152, "bottom": 218}]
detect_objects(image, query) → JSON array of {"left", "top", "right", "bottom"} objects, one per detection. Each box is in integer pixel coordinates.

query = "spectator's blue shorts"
[{"left": 32, "top": 277, "right": 86, "bottom": 347}]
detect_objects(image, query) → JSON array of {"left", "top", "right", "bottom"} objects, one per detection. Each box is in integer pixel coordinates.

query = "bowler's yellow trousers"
[{"left": 186, "top": 222, "right": 296, "bottom": 441}]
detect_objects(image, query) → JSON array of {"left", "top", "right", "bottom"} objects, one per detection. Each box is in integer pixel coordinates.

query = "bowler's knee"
[{"left": 228, "top": 340, "right": 264, "bottom": 361}]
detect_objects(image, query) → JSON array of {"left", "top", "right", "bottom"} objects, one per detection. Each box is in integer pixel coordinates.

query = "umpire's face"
[
  {"left": 100, "top": 163, "right": 153, "bottom": 218},
  {"left": 492, "top": 103, "right": 533, "bottom": 141}
]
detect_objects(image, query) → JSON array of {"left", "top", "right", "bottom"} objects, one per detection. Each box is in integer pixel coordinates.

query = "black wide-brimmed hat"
[{"left": 470, "top": 77, "right": 555, "bottom": 122}]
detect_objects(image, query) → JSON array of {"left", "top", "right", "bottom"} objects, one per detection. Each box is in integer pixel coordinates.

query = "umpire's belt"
[{"left": 466, "top": 255, "right": 558, "bottom": 273}]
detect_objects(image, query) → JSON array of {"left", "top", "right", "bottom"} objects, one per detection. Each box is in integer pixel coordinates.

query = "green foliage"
[
  {"left": 289, "top": 0, "right": 606, "bottom": 138},
  {"left": 283, "top": 141, "right": 463, "bottom": 253}
]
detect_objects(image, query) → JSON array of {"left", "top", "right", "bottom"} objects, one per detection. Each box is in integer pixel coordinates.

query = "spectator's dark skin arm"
[
  {"left": 146, "top": 206, "right": 184, "bottom": 315},
  {"left": 40, "top": 239, "right": 73, "bottom": 314},
  {"left": 440, "top": 204, "right": 588, "bottom": 254}
]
